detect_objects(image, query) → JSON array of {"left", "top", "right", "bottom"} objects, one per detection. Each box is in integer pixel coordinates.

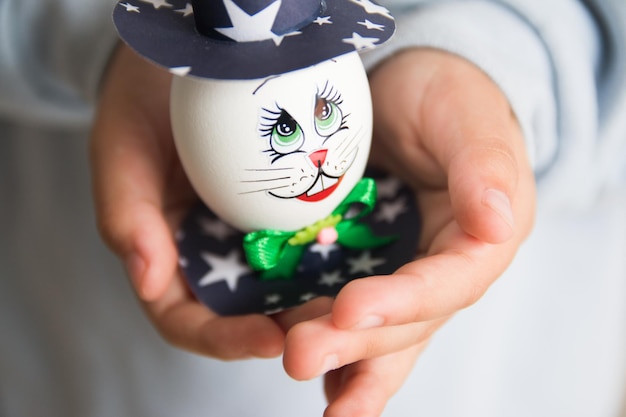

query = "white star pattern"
[
  {"left": 313, "top": 16, "right": 332, "bottom": 25},
  {"left": 349, "top": 0, "right": 393, "bottom": 19},
  {"left": 199, "top": 217, "right": 235, "bottom": 240},
  {"left": 300, "top": 292, "right": 317, "bottom": 302},
  {"left": 318, "top": 270, "right": 346, "bottom": 287},
  {"left": 358, "top": 19, "right": 385, "bottom": 31},
  {"left": 198, "top": 250, "right": 250, "bottom": 291},
  {"left": 139, "top": 0, "right": 172, "bottom": 9},
  {"left": 375, "top": 197, "right": 407, "bottom": 223},
  {"left": 376, "top": 177, "right": 402, "bottom": 199},
  {"left": 120, "top": 2, "right": 140, "bottom": 12},
  {"left": 216, "top": 0, "right": 282, "bottom": 43},
  {"left": 265, "top": 293, "right": 282, "bottom": 305},
  {"left": 264, "top": 307, "right": 285, "bottom": 315},
  {"left": 169, "top": 66, "right": 192, "bottom": 76},
  {"left": 174, "top": 3, "right": 193, "bottom": 17},
  {"left": 273, "top": 30, "right": 302, "bottom": 46},
  {"left": 347, "top": 251, "right": 386, "bottom": 274},
  {"left": 310, "top": 242, "right": 339, "bottom": 261},
  {"left": 342, "top": 32, "right": 380, "bottom": 51},
  {"left": 178, "top": 256, "right": 189, "bottom": 268}
]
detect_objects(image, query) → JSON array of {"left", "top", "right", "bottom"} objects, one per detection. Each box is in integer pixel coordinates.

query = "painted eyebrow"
[{"left": 253, "top": 75, "right": 281, "bottom": 95}]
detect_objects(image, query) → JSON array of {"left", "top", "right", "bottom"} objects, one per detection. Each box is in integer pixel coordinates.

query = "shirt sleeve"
[
  {"left": 362, "top": 0, "right": 626, "bottom": 210},
  {"left": 0, "top": 0, "right": 120, "bottom": 126}
]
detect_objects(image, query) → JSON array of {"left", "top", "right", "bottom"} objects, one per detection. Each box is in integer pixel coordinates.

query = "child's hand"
[
  {"left": 90, "top": 45, "right": 291, "bottom": 359},
  {"left": 282, "top": 49, "right": 537, "bottom": 417}
]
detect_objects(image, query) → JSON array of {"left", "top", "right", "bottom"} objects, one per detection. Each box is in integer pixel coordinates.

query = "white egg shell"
[{"left": 170, "top": 52, "right": 372, "bottom": 232}]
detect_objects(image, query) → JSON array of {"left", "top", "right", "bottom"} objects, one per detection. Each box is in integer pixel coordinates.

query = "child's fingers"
[
  {"left": 272, "top": 296, "right": 334, "bottom": 332},
  {"left": 90, "top": 130, "right": 286, "bottom": 359},
  {"left": 330, "top": 223, "right": 517, "bottom": 330},
  {"left": 323, "top": 344, "right": 426, "bottom": 417},
  {"left": 147, "top": 286, "right": 285, "bottom": 359},
  {"left": 446, "top": 138, "right": 519, "bottom": 243},
  {"left": 283, "top": 314, "right": 445, "bottom": 381},
  {"left": 91, "top": 141, "right": 286, "bottom": 359},
  {"left": 417, "top": 52, "right": 533, "bottom": 244},
  {"left": 91, "top": 131, "right": 287, "bottom": 359}
]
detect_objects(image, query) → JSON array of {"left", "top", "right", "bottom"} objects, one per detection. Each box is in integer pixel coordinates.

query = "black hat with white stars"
[{"left": 113, "top": 0, "right": 395, "bottom": 79}]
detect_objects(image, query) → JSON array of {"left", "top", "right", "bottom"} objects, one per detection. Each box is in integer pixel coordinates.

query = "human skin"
[
  {"left": 90, "top": 45, "right": 535, "bottom": 417},
  {"left": 282, "top": 48, "right": 536, "bottom": 417}
]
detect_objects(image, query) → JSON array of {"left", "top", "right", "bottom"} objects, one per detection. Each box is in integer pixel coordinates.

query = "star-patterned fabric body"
[
  {"left": 177, "top": 171, "right": 420, "bottom": 315},
  {"left": 113, "top": 0, "right": 395, "bottom": 79}
]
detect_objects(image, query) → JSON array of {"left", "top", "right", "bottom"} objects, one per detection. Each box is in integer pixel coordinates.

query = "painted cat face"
[
  {"left": 254, "top": 79, "right": 357, "bottom": 202},
  {"left": 171, "top": 52, "right": 372, "bottom": 232}
]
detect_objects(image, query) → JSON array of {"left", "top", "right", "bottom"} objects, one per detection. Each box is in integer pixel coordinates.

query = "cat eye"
[
  {"left": 314, "top": 97, "right": 343, "bottom": 137},
  {"left": 271, "top": 110, "right": 304, "bottom": 154}
]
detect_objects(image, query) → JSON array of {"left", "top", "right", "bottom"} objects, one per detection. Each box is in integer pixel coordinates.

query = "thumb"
[
  {"left": 447, "top": 137, "right": 519, "bottom": 243},
  {"left": 420, "top": 54, "right": 530, "bottom": 243}
]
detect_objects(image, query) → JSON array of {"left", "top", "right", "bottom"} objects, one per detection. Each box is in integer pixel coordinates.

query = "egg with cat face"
[{"left": 170, "top": 52, "right": 372, "bottom": 232}]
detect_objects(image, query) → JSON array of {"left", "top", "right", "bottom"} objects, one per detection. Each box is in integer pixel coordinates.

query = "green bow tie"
[{"left": 243, "top": 178, "right": 396, "bottom": 280}]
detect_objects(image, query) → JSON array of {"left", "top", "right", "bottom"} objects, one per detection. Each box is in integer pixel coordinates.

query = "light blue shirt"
[{"left": 1, "top": 1, "right": 625, "bottom": 416}]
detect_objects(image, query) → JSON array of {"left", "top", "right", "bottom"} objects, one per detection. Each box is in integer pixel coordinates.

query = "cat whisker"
[
  {"left": 335, "top": 126, "right": 363, "bottom": 160},
  {"left": 240, "top": 176, "right": 291, "bottom": 184},
  {"left": 241, "top": 167, "right": 300, "bottom": 182},
  {"left": 239, "top": 168, "right": 299, "bottom": 195},
  {"left": 238, "top": 184, "right": 292, "bottom": 195},
  {"left": 244, "top": 167, "right": 295, "bottom": 172}
]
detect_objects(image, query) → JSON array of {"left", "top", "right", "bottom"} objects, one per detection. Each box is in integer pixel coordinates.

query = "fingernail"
[
  {"left": 125, "top": 253, "right": 147, "bottom": 297},
  {"left": 320, "top": 354, "right": 340, "bottom": 375},
  {"left": 482, "top": 189, "right": 514, "bottom": 229},
  {"left": 352, "top": 315, "right": 385, "bottom": 330}
]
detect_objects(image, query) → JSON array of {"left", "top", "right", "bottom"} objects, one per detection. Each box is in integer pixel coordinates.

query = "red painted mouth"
[{"left": 297, "top": 175, "right": 343, "bottom": 202}]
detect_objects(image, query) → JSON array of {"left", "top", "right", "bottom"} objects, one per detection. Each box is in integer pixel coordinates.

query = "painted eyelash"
[
  {"left": 260, "top": 120, "right": 283, "bottom": 159},
  {"left": 341, "top": 111, "right": 351, "bottom": 125},
  {"left": 263, "top": 148, "right": 305, "bottom": 164},
  {"left": 259, "top": 103, "right": 283, "bottom": 138},
  {"left": 263, "top": 148, "right": 281, "bottom": 159},
  {"left": 316, "top": 81, "right": 343, "bottom": 105}
]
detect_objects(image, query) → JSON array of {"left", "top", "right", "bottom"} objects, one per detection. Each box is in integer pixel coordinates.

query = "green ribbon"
[{"left": 243, "top": 178, "right": 397, "bottom": 280}]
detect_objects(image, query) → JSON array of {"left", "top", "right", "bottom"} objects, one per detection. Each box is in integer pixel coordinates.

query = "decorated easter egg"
[{"left": 170, "top": 52, "right": 372, "bottom": 232}]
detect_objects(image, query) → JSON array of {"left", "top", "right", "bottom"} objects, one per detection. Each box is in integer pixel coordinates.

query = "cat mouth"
[{"left": 297, "top": 174, "right": 343, "bottom": 202}]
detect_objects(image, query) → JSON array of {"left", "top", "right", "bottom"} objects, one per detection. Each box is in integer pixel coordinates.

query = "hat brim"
[
  {"left": 113, "top": 0, "right": 395, "bottom": 79},
  {"left": 177, "top": 171, "right": 420, "bottom": 316}
]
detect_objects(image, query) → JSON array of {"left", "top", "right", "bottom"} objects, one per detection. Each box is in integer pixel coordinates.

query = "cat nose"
[{"left": 308, "top": 149, "right": 328, "bottom": 167}]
